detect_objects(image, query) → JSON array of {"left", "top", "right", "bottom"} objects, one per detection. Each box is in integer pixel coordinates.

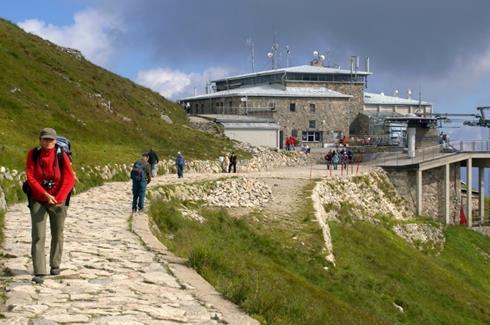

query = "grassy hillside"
[
  {"left": 150, "top": 182, "right": 490, "bottom": 324},
  {"left": 0, "top": 18, "right": 239, "bottom": 170}
]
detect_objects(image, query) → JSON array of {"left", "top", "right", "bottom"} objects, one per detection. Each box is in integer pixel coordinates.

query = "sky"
[{"left": 2, "top": 0, "right": 490, "bottom": 119}]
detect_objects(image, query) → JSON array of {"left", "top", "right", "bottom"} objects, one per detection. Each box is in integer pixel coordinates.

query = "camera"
[{"left": 42, "top": 179, "right": 55, "bottom": 189}]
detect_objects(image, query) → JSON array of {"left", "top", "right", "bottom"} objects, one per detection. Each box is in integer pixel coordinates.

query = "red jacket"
[{"left": 26, "top": 147, "right": 75, "bottom": 204}]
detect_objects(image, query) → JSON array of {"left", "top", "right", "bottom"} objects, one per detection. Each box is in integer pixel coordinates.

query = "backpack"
[
  {"left": 22, "top": 136, "right": 73, "bottom": 206},
  {"left": 56, "top": 136, "right": 72, "bottom": 161},
  {"left": 130, "top": 161, "right": 145, "bottom": 182}
]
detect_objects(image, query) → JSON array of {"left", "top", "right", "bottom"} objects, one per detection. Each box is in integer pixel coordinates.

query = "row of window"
[
  {"left": 290, "top": 129, "right": 320, "bottom": 142},
  {"left": 215, "top": 73, "right": 366, "bottom": 91},
  {"left": 289, "top": 103, "right": 316, "bottom": 113},
  {"left": 194, "top": 102, "right": 317, "bottom": 112}
]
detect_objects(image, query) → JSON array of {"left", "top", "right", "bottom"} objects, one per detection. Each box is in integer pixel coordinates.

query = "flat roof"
[
  {"left": 180, "top": 84, "right": 352, "bottom": 101},
  {"left": 221, "top": 122, "right": 280, "bottom": 130},
  {"left": 365, "top": 92, "right": 431, "bottom": 106},
  {"left": 213, "top": 64, "right": 372, "bottom": 83},
  {"left": 198, "top": 114, "right": 275, "bottom": 123}
]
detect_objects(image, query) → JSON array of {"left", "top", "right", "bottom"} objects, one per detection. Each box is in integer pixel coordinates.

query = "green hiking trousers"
[{"left": 30, "top": 201, "right": 67, "bottom": 275}]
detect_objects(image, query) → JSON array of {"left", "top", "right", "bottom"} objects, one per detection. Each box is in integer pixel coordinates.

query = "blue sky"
[{"left": 2, "top": 0, "right": 490, "bottom": 123}]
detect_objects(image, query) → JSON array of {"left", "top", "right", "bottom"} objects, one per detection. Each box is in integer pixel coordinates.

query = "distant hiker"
[
  {"left": 185, "top": 102, "right": 191, "bottom": 113},
  {"left": 25, "top": 128, "right": 75, "bottom": 284},
  {"left": 131, "top": 153, "right": 151, "bottom": 213},
  {"left": 147, "top": 148, "right": 159, "bottom": 177},
  {"left": 222, "top": 154, "right": 230, "bottom": 173},
  {"left": 325, "top": 151, "right": 332, "bottom": 170},
  {"left": 176, "top": 152, "right": 185, "bottom": 178},
  {"left": 332, "top": 151, "right": 339, "bottom": 170},
  {"left": 228, "top": 152, "right": 237, "bottom": 173}
]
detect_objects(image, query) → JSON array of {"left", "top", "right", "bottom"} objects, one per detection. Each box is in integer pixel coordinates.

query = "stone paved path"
[
  {"left": 0, "top": 164, "right": 371, "bottom": 324},
  {"left": 1, "top": 180, "right": 225, "bottom": 324}
]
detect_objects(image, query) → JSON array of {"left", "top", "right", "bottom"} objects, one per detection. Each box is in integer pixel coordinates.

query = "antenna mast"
[
  {"left": 285, "top": 45, "right": 291, "bottom": 67},
  {"left": 246, "top": 38, "right": 255, "bottom": 72}
]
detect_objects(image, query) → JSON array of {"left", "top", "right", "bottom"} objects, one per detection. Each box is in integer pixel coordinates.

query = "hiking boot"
[
  {"left": 32, "top": 275, "right": 44, "bottom": 284},
  {"left": 50, "top": 268, "right": 61, "bottom": 276}
]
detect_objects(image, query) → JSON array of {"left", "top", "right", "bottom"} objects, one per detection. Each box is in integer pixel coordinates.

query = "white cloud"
[
  {"left": 18, "top": 9, "right": 124, "bottom": 66},
  {"left": 135, "top": 67, "right": 231, "bottom": 99}
]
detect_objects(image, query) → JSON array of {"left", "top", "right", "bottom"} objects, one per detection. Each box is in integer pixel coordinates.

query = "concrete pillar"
[
  {"left": 479, "top": 167, "right": 485, "bottom": 225},
  {"left": 408, "top": 128, "right": 416, "bottom": 158},
  {"left": 467, "top": 158, "right": 472, "bottom": 227},
  {"left": 445, "top": 164, "right": 450, "bottom": 224},
  {"left": 417, "top": 169, "right": 423, "bottom": 215}
]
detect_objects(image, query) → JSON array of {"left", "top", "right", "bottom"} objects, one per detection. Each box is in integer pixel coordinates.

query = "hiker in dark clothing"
[
  {"left": 176, "top": 152, "right": 185, "bottom": 178},
  {"left": 25, "top": 128, "right": 75, "bottom": 284},
  {"left": 147, "top": 148, "right": 159, "bottom": 177},
  {"left": 228, "top": 152, "right": 237, "bottom": 173},
  {"left": 131, "top": 153, "right": 151, "bottom": 213},
  {"left": 325, "top": 151, "right": 332, "bottom": 170}
]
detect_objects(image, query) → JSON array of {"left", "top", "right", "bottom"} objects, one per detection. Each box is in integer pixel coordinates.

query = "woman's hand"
[{"left": 44, "top": 192, "right": 57, "bottom": 205}]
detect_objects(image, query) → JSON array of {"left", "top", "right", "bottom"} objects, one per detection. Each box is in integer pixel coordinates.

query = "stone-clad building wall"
[
  {"left": 243, "top": 96, "right": 351, "bottom": 144},
  {"left": 385, "top": 164, "right": 462, "bottom": 223}
]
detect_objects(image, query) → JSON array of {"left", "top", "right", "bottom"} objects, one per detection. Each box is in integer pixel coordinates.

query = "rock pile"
[
  {"left": 152, "top": 177, "right": 273, "bottom": 208},
  {"left": 392, "top": 223, "right": 445, "bottom": 251},
  {"left": 316, "top": 169, "right": 411, "bottom": 222}
]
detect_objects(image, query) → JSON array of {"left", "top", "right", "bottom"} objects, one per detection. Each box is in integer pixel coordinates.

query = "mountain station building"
[{"left": 179, "top": 61, "right": 433, "bottom": 149}]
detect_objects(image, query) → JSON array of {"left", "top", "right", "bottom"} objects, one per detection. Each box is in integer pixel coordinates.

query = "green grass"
[
  {"left": 0, "top": 18, "right": 247, "bottom": 171},
  {"left": 150, "top": 184, "right": 490, "bottom": 324}
]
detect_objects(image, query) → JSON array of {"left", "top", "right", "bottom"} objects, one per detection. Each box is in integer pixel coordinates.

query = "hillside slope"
[
  {"left": 0, "top": 18, "right": 237, "bottom": 169},
  {"left": 149, "top": 170, "right": 490, "bottom": 324}
]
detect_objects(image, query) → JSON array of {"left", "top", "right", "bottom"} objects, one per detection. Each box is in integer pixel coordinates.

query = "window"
[
  {"left": 302, "top": 131, "right": 321, "bottom": 142},
  {"left": 309, "top": 120, "right": 316, "bottom": 129},
  {"left": 291, "top": 129, "right": 298, "bottom": 137},
  {"left": 229, "top": 101, "right": 233, "bottom": 108},
  {"left": 309, "top": 103, "right": 316, "bottom": 113},
  {"left": 289, "top": 103, "right": 296, "bottom": 112}
]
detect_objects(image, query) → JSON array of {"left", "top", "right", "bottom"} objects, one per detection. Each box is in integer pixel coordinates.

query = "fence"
[{"left": 367, "top": 140, "right": 490, "bottom": 167}]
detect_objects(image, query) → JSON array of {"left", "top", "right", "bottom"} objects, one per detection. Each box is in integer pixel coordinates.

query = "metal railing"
[{"left": 367, "top": 140, "right": 490, "bottom": 167}]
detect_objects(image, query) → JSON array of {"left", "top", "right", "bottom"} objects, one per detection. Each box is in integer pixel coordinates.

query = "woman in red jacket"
[{"left": 25, "top": 128, "right": 75, "bottom": 284}]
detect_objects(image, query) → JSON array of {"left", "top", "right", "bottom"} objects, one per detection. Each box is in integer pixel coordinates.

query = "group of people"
[
  {"left": 130, "top": 149, "right": 186, "bottom": 214},
  {"left": 324, "top": 148, "right": 353, "bottom": 170},
  {"left": 220, "top": 152, "right": 238, "bottom": 173},
  {"left": 285, "top": 136, "right": 297, "bottom": 151}
]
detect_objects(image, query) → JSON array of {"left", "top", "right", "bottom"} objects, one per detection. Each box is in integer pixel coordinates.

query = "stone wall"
[{"left": 385, "top": 164, "right": 462, "bottom": 223}]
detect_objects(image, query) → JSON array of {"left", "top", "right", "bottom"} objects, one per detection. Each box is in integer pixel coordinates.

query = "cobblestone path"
[{"left": 1, "top": 180, "right": 226, "bottom": 324}]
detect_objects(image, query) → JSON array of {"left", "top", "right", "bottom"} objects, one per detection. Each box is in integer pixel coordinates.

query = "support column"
[
  {"left": 445, "top": 164, "right": 450, "bottom": 224},
  {"left": 467, "top": 158, "right": 472, "bottom": 228},
  {"left": 479, "top": 167, "right": 485, "bottom": 225},
  {"left": 417, "top": 169, "right": 423, "bottom": 215},
  {"left": 408, "top": 128, "right": 416, "bottom": 158}
]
